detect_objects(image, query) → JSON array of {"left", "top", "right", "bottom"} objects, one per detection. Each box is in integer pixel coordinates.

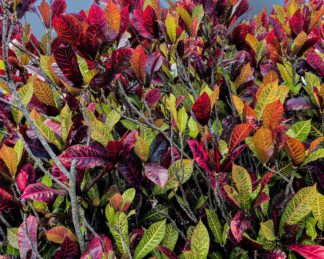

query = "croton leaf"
[
  {"left": 130, "top": 45, "right": 147, "bottom": 83},
  {"left": 253, "top": 127, "right": 274, "bottom": 164},
  {"left": 16, "top": 0, "right": 37, "bottom": 18},
  {"left": 279, "top": 184, "right": 317, "bottom": 235},
  {"left": 144, "top": 163, "right": 169, "bottom": 188},
  {"left": 53, "top": 14, "right": 84, "bottom": 46},
  {"left": 53, "top": 46, "right": 84, "bottom": 88},
  {"left": 230, "top": 211, "right": 251, "bottom": 243},
  {"left": 45, "top": 226, "right": 77, "bottom": 244},
  {"left": 191, "top": 220, "right": 210, "bottom": 257},
  {"left": 18, "top": 215, "right": 38, "bottom": 259},
  {"left": 105, "top": 0, "right": 121, "bottom": 39},
  {"left": 262, "top": 99, "right": 284, "bottom": 129},
  {"left": 192, "top": 92, "right": 211, "bottom": 126},
  {"left": 0, "top": 186, "right": 19, "bottom": 211},
  {"left": 59, "top": 144, "right": 109, "bottom": 170},
  {"left": 16, "top": 163, "right": 36, "bottom": 193},
  {"left": 188, "top": 139, "right": 210, "bottom": 172},
  {"left": 20, "top": 183, "right": 66, "bottom": 202},
  {"left": 53, "top": 236, "right": 78, "bottom": 259},
  {"left": 131, "top": 6, "right": 157, "bottom": 39},
  {"left": 38, "top": 0, "right": 51, "bottom": 28},
  {"left": 283, "top": 135, "right": 306, "bottom": 165},
  {"left": 288, "top": 244, "right": 324, "bottom": 259},
  {"left": 229, "top": 124, "right": 252, "bottom": 153},
  {"left": 80, "top": 235, "right": 114, "bottom": 259},
  {"left": 52, "top": 0, "right": 66, "bottom": 18},
  {"left": 306, "top": 52, "right": 324, "bottom": 77}
]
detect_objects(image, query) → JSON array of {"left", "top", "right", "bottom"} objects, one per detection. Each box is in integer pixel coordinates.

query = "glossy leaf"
[
  {"left": 262, "top": 100, "right": 284, "bottom": 129},
  {"left": 134, "top": 220, "right": 166, "bottom": 259},
  {"left": 284, "top": 135, "right": 306, "bottom": 165},
  {"left": 20, "top": 183, "right": 66, "bottom": 202},
  {"left": 229, "top": 124, "right": 252, "bottom": 153},
  {"left": 192, "top": 92, "right": 211, "bottom": 126},
  {"left": 253, "top": 127, "right": 274, "bottom": 164},
  {"left": 144, "top": 163, "right": 169, "bottom": 188},
  {"left": 288, "top": 244, "right": 324, "bottom": 259}
]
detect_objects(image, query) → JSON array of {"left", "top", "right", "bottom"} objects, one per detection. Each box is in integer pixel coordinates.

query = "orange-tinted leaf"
[
  {"left": 284, "top": 135, "right": 306, "bottom": 165},
  {"left": 309, "top": 137, "right": 324, "bottom": 154},
  {"left": 263, "top": 71, "right": 279, "bottom": 85},
  {"left": 262, "top": 100, "right": 284, "bottom": 129},
  {"left": 130, "top": 45, "right": 147, "bottom": 83},
  {"left": 253, "top": 127, "right": 274, "bottom": 164},
  {"left": 34, "top": 79, "right": 56, "bottom": 107},
  {"left": 0, "top": 145, "right": 19, "bottom": 177},
  {"left": 105, "top": 0, "right": 121, "bottom": 37},
  {"left": 109, "top": 193, "right": 123, "bottom": 211},
  {"left": 229, "top": 124, "right": 252, "bottom": 153},
  {"left": 243, "top": 103, "right": 257, "bottom": 119},
  {"left": 45, "top": 226, "right": 77, "bottom": 244},
  {"left": 234, "top": 63, "right": 254, "bottom": 88},
  {"left": 38, "top": 0, "right": 50, "bottom": 28},
  {"left": 232, "top": 95, "right": 245, "bottom": 116}
]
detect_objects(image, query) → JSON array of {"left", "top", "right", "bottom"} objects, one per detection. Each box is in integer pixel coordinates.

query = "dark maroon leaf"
[
  {"left": 144, "top": 163, "right": 169, "bottom": 188},
  {"left": 59, "top": 144, "right": 109, "bottom": 170},
  {"left": 161, "top": 147, "right": 181, "bottom": 168},
  {"left": 87, "top": 4, "right": 109, "bottom": 38},
  {"left": 192, "top": 93, "right": 211, "bottom": 126},
  {"left": 53, "top": 236, "right": 78, "bottom": 259},
  {"left": 131, "top": 6, "right": 157, "bottom": 39},
  {"left": 20, "top": 183, "right": 66, "bottom": 202},
  {"left": 145, "top": 88, "right": 161, "bottom": 107},
  {"left": 106, "top": 140, "right": 123, "bottom": 162},
  {"left": 52, "top": 0, "right": 66, "bottom": 18},
  {"left": 80, "top": 235, "right": 113, "bottom": 259},
  {"left": 110, "top": 48, "right": 134, "bottom": 72},
  {"left": 306, "top": 52, "right": 324, "bottom": 76},
  {"left": 188, "top": 139, "right": 211, "bottom": 172},
  {"left": 158, "top": 245, "right": 178, "bottom": 259},
  {"left": 16, "top": 164, "right": 36, "bottom": 193},
  {"left": 253, "top": 192, "right": 270, "bottom": 208},
  {"left": 53, "top": 46, "right": 84, "bottom": 88},
  {"left": 0, "top": 186, "right": 19, "bottom": 211},
  {"left": 16, "top": 0, "right": 37, "bottom": 18},
  {"left": 230, "top": 211, "right": 251, "bottom": 243},
  {"left": 118, "top": 159, "right": 142, "bottom": 188},
  {"left": 18, "top": 215, "right": 38, "bottom": 259},
  {"left": 289, "top": 10, "right": 304, "bottom": 36},
  {"left": 234, "top": 0, "right": 249, "bottom": 18}
]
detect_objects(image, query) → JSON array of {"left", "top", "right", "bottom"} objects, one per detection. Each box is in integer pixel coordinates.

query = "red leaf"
[
  {"left": 284, "top": 135, "right": 306, "bottom": 165},
  {"left": 59, "top": 144, "right": 110, "bottom": 170},
  {"left": 144, "top": 163, "right": 169, "bottom": 188},
  {"left": 289, "top": 244, "right": 324, "bottom": 259},
  {"left": 106, "top": 140, "right": 123, "bottom": 162},
  {"left": 289, "top": 10, "right": 304, "bottom": 36},
  {"left": 262, "top": 100, "right": 284, "bottom": 129},
  {"left": 88, "top": 4, "right": 109, "bottom": 38},
  {"left": 306, "top": 52, "right": 324, "bottom": 76},
  {"left": 52, "top": 0, "right": 66, "bottom": 18},
  {"left": 38, "top": 0, "right": 50, "bottom": 28},
  {"left": 53, "top": 46, "right": 84, "bottom": 88},
  {"left": 158, "top": 245, "right": 178, "bottom": 259},
  {"left": 229, "top": 124, "right": 252, "bottom": 153},
  {"left": 192, "top": 92, "right": 211, "bottom": 126},
  {"left": 53, "top": 236, "right": 78, "bottom": 259},
  {"left": 16, "top": 164, "right": 36, "bottom": 193},
  {"left": 130, "top": 45, "right": 148, "bottom": 83},
  {"left": 145, "top": 88, "right": 161, "bottom": 107},
  {"left": 20, "top": 183, "right": 66, "bottom": 202},
  {"left": 110, "top": 47, "right": 134, "bottom": 72},
  {"left": 188, "top": 139, "right": 211, "bottom": 172},
  {"left": 253, "top": 192, "right": 270, "bottom": 208},
  {"left": 230, "top": 211, "right": 251, "bottom": 243},
  {"left": 18, "top": 216, "right": 38, "bottom": 259},
  {"left": 131, "top": 6, "right": 157, "bottom": 39},
  {"left": 80, "top": 235, "right": 113, "bottom": 259},
  {"left": 53, "top": 14, "right": 84, "bottom": 46},
  {"left": 0, "top": 186, "right": 18, "bottom": 211}
]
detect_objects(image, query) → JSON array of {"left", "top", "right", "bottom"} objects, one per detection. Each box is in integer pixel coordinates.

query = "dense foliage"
[{"left": 0, "top": 0, "right": 324, "bottom": 258}]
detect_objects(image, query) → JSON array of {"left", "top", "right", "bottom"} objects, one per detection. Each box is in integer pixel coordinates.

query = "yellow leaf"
[
  {"left": 252, "top": 127, "right": 274, "bottom": 164},
  {"left": 263, "top": 71, "right": 279, "bottom": 85},
  {"left": 232, "top": 95, "right": 245, "bottom": 116},
  {"left": 134, "top": 136, "right": 149, "bottom": 162},
  {"left": 33, "top": 79, "right": 56, "bottom": 107},
  {"left": 255, "top": 81, "right": 280, "bottom": 118},
  {"left": 286, "top": 0, "right": 299, "bottom": 17},
  {"left": 245, "top": 34, "right": 258, "bottom": 53},
  {"left": 165, "top": 12, "right": 178, "bottom": 43},
  {"left": 45, "top": 226, "right": 77, "bottom": 244},
  {"left": 292, "top": 31, "right": 307, "bottom": 54},
  {"left": 210, "top": 85, "right": 220, "bottom": 108},
  {"left": 176, "top": 7, "right": 192, "bottom": 32},
  {"left": 0, "top": 145, "right": 19, "bottom": 177}
]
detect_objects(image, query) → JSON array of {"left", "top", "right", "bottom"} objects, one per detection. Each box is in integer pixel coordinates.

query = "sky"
[{"left": 27, "top": 0, "right": 284, "bottom": 37}]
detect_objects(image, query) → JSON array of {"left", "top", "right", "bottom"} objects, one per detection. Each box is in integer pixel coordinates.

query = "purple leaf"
[
  {"left": 145, "top": 88, "right": 161, "bottom": 107},
  {"left": 20, "top": 183, "right": 66, "bottom": 202},
  {"left": 144, "top": 163, "right": 169, "bottom": 188},
  {"left": 80, "top": 235, "right": 113, "bottom": 259},
  {"left": 53, "top": 236, "right": 79, "bottom": 259},
  {"left": 118, "top": 159, "right": 142, "bottom": 188},
  {"left": 59, "top": 144, "right": 109, "bottom": 170},
  {"left": 16, "top": 0, "right": 37, "bottom": 18},
  {"left": 285, "top": 97, "right": 312, "bottom": 111},
  {"left": 230, "top": 211, "right": 251, "bottom": 243},
  {"left": 18, "top": 215, "right": 38, "bottom": 259},
  {"left": 306, "top": 52, "right": 324, "bottom": 76}
]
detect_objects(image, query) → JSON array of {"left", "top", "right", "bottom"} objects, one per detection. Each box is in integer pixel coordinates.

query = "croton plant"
[{"left": 0, "top": 0, "right": 323, "bottom": 258}]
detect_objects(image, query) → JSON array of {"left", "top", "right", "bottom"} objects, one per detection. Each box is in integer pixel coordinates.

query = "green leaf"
[
  {"left": 7, "top": 228, "right": 19, "bottom": 249},
  {"left": 60, "top": 104, "right": 73, "bottom": 143},
  {"left": 232, "top": 164, "right": 252, "bottom": 211},
  {"left": 279, "top": 185, "right": 317, "bottom": 235},
  {"left": 14, "top": 139, "right": 24, "bottom": 164},
  {"left": 305, "top": 216, "right": 317, "bottom": 240},
  {"left": 161, "top": 224, "right": 179, "bottom": 252},
  {"left": 255, "top": 82, "right": 280, "bottom": 118},
  {"left": 312, "top": 191, "right": 324, "bottom": 231},
  {"left": 302, "top": 148, "right": 324, "bottom": 166},
  {"left": 134, "top": 220, "right": 166, "bottom": 259},
  {"left": 191, "top": 220, "right": 210, "bottom": 258},
  {"left": 122, "top": 188, "right": 136, "bottom": 209},
  {"left": 81, "top": 172, "right": 100, "bottom": 207},
  {"left": 153, "top": 159, "right": 193, "bottom": 195},
  {"left": 177, "top": 107, "right": 188, "bottom": 134},
  {"left": 287, "top": 120, "right": 312, "bottom": 142},
  {"left": 105, "top": 110, "right": 121, "bottom": 131},
  {"left": 18, "top": 82, "right": 34, "bottom": 107},
  {"left": 134, "top": 136, "right": 150, "bottom": 162},
  {"left": 206, "top": 209, "right": 222, "bottom": 244},
  {"left": 260, "top": 220, "right": 276, "bottom": 241},
  {"left": 222, "top": 223, "right": 229, "bottom": 246},
  {"left": 141, "top": 204, "right": 168, "bottom": 223},
  {"left": 188, "top": 117, "right": 199, "bottom": 138}
]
